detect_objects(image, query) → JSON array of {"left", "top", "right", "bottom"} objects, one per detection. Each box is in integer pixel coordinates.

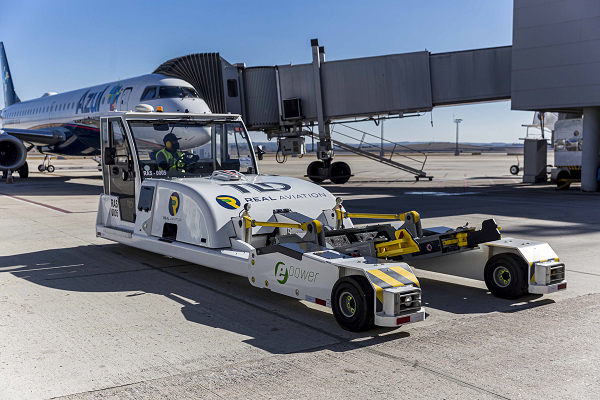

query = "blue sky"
[{"left": 0, "top": 0, "right": 534, "bottom": 143}]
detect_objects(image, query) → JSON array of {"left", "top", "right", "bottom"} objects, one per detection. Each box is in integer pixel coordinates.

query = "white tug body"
[{"left": 96, "top": 112, "right": 566, "bottom": 331}]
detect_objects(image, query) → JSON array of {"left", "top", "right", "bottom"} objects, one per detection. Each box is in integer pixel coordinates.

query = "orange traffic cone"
[{"left": 6, "top": 170, "right": 14, "bottom": 184}]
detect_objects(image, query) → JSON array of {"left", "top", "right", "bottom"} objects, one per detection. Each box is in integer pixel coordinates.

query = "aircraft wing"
[{"left": 1, "top": 127, "right": 66, "bottom": 146}]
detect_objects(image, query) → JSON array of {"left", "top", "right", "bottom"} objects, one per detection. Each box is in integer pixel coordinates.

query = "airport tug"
[{"left": 96, "top": 112, "right": 567, "bottom": 331}]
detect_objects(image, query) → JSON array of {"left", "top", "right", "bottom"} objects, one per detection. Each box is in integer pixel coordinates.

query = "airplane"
[{"left": 0, "top": 42, "right": 210, "bottom": 178}]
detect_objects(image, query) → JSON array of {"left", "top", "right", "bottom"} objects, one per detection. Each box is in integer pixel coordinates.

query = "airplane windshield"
[{"left": 127, "top": 119, "right": 257, "bottom": 180}]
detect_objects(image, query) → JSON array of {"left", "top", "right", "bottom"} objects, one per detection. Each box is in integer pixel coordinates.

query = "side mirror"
[
  {"left": 104, "top": 147, "right": 116, "bottom": 165},
  {"left": 256, "top": 145, "right": 265, "bottom": 161}
]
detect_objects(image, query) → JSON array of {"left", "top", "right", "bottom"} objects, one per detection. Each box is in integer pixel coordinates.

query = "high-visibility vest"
[{"left": 157, "top": 149, "right": 183, "bottom": 170}]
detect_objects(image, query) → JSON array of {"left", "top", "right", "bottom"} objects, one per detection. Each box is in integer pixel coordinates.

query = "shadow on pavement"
[{"left": 1, "top": 242, "right": 555, "bottom": 354}]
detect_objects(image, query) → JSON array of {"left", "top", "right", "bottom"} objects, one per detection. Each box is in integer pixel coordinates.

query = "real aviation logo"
[
  {"left": 216, "top": 195, "right": 240, "bottom": 210},
  {"left": 275, "top": 262, "right": 289, "bottom": 284},
  {"left": 169, "top": 192, "right": 180, "bottom": 216}
]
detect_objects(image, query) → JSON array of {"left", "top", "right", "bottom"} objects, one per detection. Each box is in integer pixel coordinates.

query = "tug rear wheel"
[
  {"left": 331, "top": 275, "right": 374, "bottom": 331},
  {"left": 484, "top": 253, "right": 528, "bottom": 299},
  {"left": 307, "top": 161, "right": 325, "bottom": 183}
]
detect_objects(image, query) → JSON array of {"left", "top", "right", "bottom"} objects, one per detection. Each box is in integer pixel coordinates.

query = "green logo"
[{"left": 275, "top": 262, "right": 289, "bottom": 284}]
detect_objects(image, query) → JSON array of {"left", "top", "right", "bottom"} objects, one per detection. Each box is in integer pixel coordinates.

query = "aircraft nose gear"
[{"left": 37, "top": 155, "right": 54, "bottom": 173}]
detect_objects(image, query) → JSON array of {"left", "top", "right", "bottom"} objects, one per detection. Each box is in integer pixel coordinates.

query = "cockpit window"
[
  {"left": 182, "top": 87, "right": 200, "bottom": 98},
  {"left": 157, "top": 86, "right": 201, "bottom": 99},
  {"left": 141, "top": 86, "right": 157, "bottom": 101}
]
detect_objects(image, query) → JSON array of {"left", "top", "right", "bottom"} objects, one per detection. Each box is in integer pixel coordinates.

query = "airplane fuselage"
[{"left": 0, "top": 74, "right": 210, "bottom": 156}]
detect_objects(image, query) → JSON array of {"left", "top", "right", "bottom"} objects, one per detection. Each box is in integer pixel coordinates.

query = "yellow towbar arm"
[
  {"left": 243, "top": 216, "right": 322, "bottom": 233},
  {"left": 337, "top": 210, "right": 420, "bottom": 224}
]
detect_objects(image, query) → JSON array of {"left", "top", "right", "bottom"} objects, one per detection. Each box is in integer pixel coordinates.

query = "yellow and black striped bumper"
[{"left": 365, "top": 265, "right": 420, "bottom": 311}]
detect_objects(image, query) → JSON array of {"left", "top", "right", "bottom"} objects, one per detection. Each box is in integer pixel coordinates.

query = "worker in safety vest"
[{"left": 156, "top": 133, "right": 183, "bottom": 170}]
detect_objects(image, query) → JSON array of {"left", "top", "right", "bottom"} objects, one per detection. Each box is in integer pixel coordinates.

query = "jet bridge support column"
[
  {"left": 582, "top": 106, "right": 600, "bottom": 192},
  {"left": 311, "top": 39, "right": 334, "bottom": 171}
]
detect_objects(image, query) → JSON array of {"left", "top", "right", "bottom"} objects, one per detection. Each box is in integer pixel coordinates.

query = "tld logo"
[{"left": 169, "top": 192, "right": 180, "bottom": 216}]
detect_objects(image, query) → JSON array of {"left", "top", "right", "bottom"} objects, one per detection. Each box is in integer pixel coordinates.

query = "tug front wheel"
[
  {"left": 331, "top": 275, "right": 374, "bottom": 331},
  {"left": 484, "top": 253, "right": 528, "bottom": 299}
]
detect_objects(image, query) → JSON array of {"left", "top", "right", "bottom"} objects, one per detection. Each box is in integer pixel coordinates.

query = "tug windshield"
[{"left": 127, "top": 119, "right": 257, "bottom": 180}]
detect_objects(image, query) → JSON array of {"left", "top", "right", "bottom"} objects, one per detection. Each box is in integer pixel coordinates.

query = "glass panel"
[
  {"left": 565, "top": 139, "right": 579, "bottom": 151},
  {"left": 555, "top": 139, "right": 566, "bottom": 152},
  {"left": 101, "top": 120, "right": 110, "bottom": 193},
  {"left": 128, "top": 119, "right": 256, "bottom": 180},
  {"left": 182, "top": 87, "right": 200, "bottom": 98},
  {"left": 141, "top": 86, "right": 157, "bottom": 100},
  {"left": 158, "top": 86, "right": 184, "bottom": 98},
  {"left": 109, "top": 119, "right": 136, "bottom": 223}
]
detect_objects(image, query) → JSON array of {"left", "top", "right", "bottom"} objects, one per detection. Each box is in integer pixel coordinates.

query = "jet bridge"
[{"left": 154, "top": 41, "right": 512, "bottom": 183}]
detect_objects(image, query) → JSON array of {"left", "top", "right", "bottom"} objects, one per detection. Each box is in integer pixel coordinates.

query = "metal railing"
[{"left": 332, "top": 123, "right": 428, "bottom": 173}]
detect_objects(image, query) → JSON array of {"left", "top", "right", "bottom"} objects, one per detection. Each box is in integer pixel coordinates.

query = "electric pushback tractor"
[{"left": 96, "top": 111, "right": 567, "bottom": 331}]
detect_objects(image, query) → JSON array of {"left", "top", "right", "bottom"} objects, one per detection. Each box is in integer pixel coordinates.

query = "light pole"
[
  {"left": 380, "top": 119, "right": 385, "bottom": 157},
  {"left": 453, "top": 117, "right": 462, "bottom": 156}
]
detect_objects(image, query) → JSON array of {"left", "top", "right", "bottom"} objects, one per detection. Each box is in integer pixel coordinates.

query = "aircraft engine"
[{"left": 0, "top": 134, "right": 27, "bottom": 170}]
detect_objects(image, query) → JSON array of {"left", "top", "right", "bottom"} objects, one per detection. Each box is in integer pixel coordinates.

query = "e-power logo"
[
  {"left": 275, "top": 262, "right": 319, "bottom": 285},
  {"left": 169, "top": 192, "right": 180, "bottom": 216}
]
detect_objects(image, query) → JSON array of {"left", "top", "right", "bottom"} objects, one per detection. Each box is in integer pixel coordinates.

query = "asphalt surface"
[{"left": 0, "top": 154, "right": 598, "bottom": 399}]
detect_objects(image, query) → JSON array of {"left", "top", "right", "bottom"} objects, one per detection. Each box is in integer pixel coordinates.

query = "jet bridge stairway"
[{"left": 307, "top": 125, "right": 432, "bottom": 181}]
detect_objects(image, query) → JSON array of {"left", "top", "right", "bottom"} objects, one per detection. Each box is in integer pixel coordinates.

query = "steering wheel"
[{"left": 174, "top": 153, "right": 200, "bottom": 171}]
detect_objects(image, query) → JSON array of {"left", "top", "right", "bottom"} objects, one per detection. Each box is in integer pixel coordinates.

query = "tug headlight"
[{"left": 403, "top": 295, "right": 413, "bottom": 306}]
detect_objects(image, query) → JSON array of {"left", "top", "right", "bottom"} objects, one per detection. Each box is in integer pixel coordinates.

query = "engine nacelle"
[{"left": 0, "top": 134, "right": 27, "bottom": 171}]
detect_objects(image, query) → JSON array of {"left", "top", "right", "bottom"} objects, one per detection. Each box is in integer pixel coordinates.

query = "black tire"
[
  {"left": 47, "top": 165, "right": 55, "bottom": 173},
  {"left": 510, "top": 165, "right": 519, "bottom": 175},
  {"left": 18, "top": 162, "right": 29, "bottom": 178},
  {"left": 329, "top": 161, "right": 351, "bottom": 184},
  {"left": 38, "top": 164, "right": 45, "bottom": 172},
  {"left": 484, "top": 253, "right": 528, "bottom": 299},
  {"left": 307, "top": 161, "right": 325, "bottom": 182},
  {"left": 556, "top": 171, "right": 570, "bottom": 189},
  {"left": 331, "top": 275, "right": 374, "bottom": 331}
]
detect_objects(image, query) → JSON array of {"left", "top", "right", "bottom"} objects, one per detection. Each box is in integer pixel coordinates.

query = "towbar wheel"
[
  {"left": 331, "top": 276, "right": 374, "bottom": 331},
  {"left": 484, "top": 253, "right": 528, "bottom": 299}
]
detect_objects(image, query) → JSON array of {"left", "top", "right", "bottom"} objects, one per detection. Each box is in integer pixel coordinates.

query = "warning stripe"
[
  {"left": 371, "top": 282, "right": 384, "bottom": 312},
  {"left": 388, "top": 266, "right": 420, "bottom": 287},
  {"left": 367, "top": 269, "right": 406, "bottom": 288}
]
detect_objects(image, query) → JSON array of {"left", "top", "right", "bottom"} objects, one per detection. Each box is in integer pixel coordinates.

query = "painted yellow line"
[
  {"left": 389, "top": 266, "right": 420, "bottom": 287},
  {"left": 368, "top": 269, "right": 405, "bottom": 288},
  {"left": 371, "top": 281, "right": 384, "bottom": 305}
]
